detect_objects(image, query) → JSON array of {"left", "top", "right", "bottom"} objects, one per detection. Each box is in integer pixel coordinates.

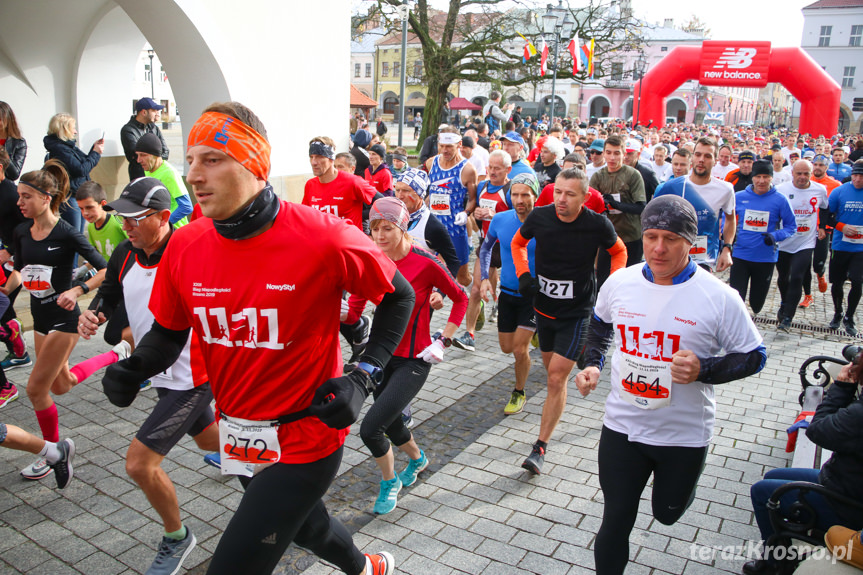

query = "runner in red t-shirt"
[
  {"left": 536, "top": 152, "right": 605, "bottom": 213},
  {"left": 102, "top": 103, "right": 413, "bottom": 575},
  {"left": 364, "top": 144, "right": 393, "bottom": 196}
]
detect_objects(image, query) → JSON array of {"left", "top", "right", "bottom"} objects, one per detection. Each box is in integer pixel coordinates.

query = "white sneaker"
[
  {"left": 112, "top": 340, "right": 132, "bottom": 361},
  {"left": 21, "top": 457, "right": 53, "bottom": 480}
]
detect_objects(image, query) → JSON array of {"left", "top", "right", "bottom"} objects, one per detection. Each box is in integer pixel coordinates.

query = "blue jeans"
[{"left": 750, "top": 468, "right": 844, "bottom": 542}]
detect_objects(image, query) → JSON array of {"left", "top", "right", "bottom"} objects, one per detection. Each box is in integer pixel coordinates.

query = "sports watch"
[
  {"left": 356, "top": 361, "right": 384, "bottom": 387},
  {"left": 440, "top": 337, "right": 453, "bottom": 348}
]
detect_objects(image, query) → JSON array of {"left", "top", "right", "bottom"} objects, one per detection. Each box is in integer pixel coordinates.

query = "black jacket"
[
  {"left": 43, "top": 135, "right": 100, "bottom": 193},
  {"left": 806, "top": 379, "right": 863, "bottom": 528},
  {"left": 3, "top": 137, "right": 26, "bottom": 181},
  {"left": 419, "top": 135, "right": 438, "bottom": 165},
  {"left": 0, "top": 178, "right": 26, "bottom": 251},
  {"left": 120, "top": 116, "right": 169, "bottom": 181},
  {"left": 634, "top": 162, "right": 660, "bottom": 202}
]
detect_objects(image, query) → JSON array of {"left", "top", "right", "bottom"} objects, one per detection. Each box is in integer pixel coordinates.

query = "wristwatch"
[
  {"left": 356, "top": 361, "right": 384, "bottom": 387},
  {"left": 440, "top": 337, "right": 453, "bottom": 348},
  {"left": 722, "top": 243, "right": 733, "bottom": 255}
]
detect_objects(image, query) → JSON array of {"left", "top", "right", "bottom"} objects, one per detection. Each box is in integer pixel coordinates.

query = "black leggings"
[
  {"left": 596, "top": 239, "right": 643, "bottom": 289},
  {"left": 830, "top": 250, "right": 863, "bottom": 318},
  {"left": 729, "top": 257, "right": 775, "bottom": 314},
  {"left": 803, "top": 232, "right": 831, "bottom": 295},
  {"left": 361, "top": 356, "right": 430, "bottom": 458},
  {"left": 595, "top": 426, "right": 707, "bottom": 575},
  {"left": 776, "top": 249, "right": 813, "bottom": 321},
  {"left": 208, "top": 447, "right": 365, "bottom": 575}
]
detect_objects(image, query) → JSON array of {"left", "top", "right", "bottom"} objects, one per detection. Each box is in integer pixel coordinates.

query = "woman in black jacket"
[
  {"left": 43, "top": 113, "right": 103, "bottom": 233},
  {"left": 0, "top": 102, "right": 26, "bottom": 181},
  {"left": 744, "top": 350, "right": 863, "bottom": 574}
]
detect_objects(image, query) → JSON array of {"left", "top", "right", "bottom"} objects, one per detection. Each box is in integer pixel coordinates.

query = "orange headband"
[{"left": 187, "top": 111, "right": 271, "bottom": 180}]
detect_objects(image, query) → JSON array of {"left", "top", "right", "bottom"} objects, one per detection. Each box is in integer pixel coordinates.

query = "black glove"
[
  {"left": 762, "top": 233, "right": 775, "bottom": 246},
  {"left": 307, "top": 369, "right": 372, "bottom": 429},
  {"left": 603, "top": 194, "right": 620, "bottom": 209},
  {"left": 102, "top": 356, "right": 148, "bottom": 407},
  {"left": 518, "top": 272, "right": 538, "bottom": 299}
]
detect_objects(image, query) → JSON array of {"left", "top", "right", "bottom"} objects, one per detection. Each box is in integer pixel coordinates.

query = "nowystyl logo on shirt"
[{"left": 193, "top": 307, "right": 287, "bottom": 350}]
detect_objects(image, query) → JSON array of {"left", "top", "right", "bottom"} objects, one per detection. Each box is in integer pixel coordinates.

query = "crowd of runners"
[{"left": 0, "top": 91, "right": 861, "bottom": 575}]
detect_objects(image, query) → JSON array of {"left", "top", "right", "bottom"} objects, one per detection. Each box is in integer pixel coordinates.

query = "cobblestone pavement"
[{"left": 0, "top": 272, "right": 859, "bottom": 574}]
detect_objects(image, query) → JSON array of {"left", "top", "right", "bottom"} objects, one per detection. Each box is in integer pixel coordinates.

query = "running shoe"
[
  {"left": 5, "top": 319, "right": 25, "bottom": 358},
  {"left": 50, "top": 438, "right": 75, "bottom": 489},
  {"left": 21, "top": 457, "right": 53, "bottom": 480},
  {"left": 203, "top": 453, "right": 221, "bottom": 469},
  {"left": 365, "top": 552, "right": 395, "bottom": 575},
  {"left": 353, "top": 315, "right": 371, "bottom": 346},
  {"left": 1, "top": 351, "right": 31, "bottom": 371},
  {"left": 830, "top": 312, "right": 844, "bottom": 331},
  {"left": 530, "top": 332, "right": 540, "bottom": 348},
  {"left": 145, "top": 529, "right": 196, "bottom": 575},
  {"left": 139, "top": 380, "right": 152, "bottom": 391},
  {"left": 401, "top": 412, "right": 413, "bottom": 428},
  {"left": 799, "top": 295, "right": 814, "bottom": 308},
  {"left": 373, "top": 476, "right": 402, "bottom": 515},
  {"left": 818, "top": 274, "right": 828, "bottom": 293},
  {"left": 113, "top": 340, "right": 132, "bottom": 362},
  {"left": 398, "top": 450, "right": 428, "bottom": 487},
  {"left": 0, "top": 383, "right": 18, "bottom": 408},
  {"left": 844, "top": 316, "right": 858, "bottom": 337},
  {"left": 489, "top": 302, "right": 498, "bottom": 323},
  {"left": 504, "top": 391, "right": 526, "bottom": 415},
  {"left": 452, "top": 331, "right": 475, "bottom": 352},
  {"left": 475, "top": 300, "right": 485, "bottom": 332},
  {"left": 522, "top": 443, "right": 545, "bottom": 476},
  {"left": 777, "top": 317, "right": 792, "bottom": 332}
]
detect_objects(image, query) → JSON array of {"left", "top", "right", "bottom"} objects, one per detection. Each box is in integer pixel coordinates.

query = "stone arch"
[
  {"left": 666, "top": 97, "right": 688, "bottom": 122},
  {"left": 588, "top": 95, "right": 611, "bottom": 120}
]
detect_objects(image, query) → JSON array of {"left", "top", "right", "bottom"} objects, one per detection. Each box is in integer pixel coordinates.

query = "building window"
[
  {"left": 819, "top": 25, "right": 832, "bottom": 47},
  {"left": 843, "top": 66, "right": 856, "bottom": 88},
  {"left": 413, "top": 60, "right": 423, "bottom": 78},
  {"left": 393, "top": 62, "right": 400, "bottom": 77},
  {"left": 660, "top": 46, "right": 668, "bottom": 52},
  {"left": 366, "top": 63, "right": 372, "bottom": 77},
  {"left": 382, "top": 62, "right": 389, "bottom": 77},
  {"left": 611, "top": 62, "right": 623, "bottom": 80},
  {"left": 851, "top": 25, "right": 863, "bottom": 47},
  {"left": 354, "top": 63, "right": 360, "bottom": 77},
  {"left": 144, "top": 63, "right": 151, "bottom": 82}
]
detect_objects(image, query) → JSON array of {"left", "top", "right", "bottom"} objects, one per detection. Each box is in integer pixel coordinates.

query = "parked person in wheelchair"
[{"left": 745, "top": 347, "right": 863, "bottom": 574}]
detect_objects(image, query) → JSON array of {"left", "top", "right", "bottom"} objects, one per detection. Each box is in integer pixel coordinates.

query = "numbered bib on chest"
[
  {"left": 538, "top": 274, "right": 573, "bottom": 299},
  {"left": 429, "top": 193, "right": 451, "bottom": 216},
  {"left": 478, "top": 198, "right": 498, "bottom": 219},
  {"left": 617, "top": 354, "right": 672, "bottom": 410},
  {"left": 795, "top": 215, "right": 813, "bottom": 236},
  {"left": 219, "top": 415, "right": 281, "bottom": 477},
  {"left": 689, "top": 236, "right": 709, "bottom": 261},
  {"left": 844, "top": 227, "right": 863, "bottom": 244},
  {"left": 608, "top": 193, "right": 622, "bottom": 215},
  {"left": 743, "top": 209, "right": 769, "bottom": 232},
  {"left": 21, "top": 264, "right": 55, "bottom": 298}
]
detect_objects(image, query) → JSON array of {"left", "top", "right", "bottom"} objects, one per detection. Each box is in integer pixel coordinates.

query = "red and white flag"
[
  {"left": 568, "top": 33, "right": 580, "bottom": 74},
  {"left": 540, "top": 37, "right": 549, "bottom": 76}
]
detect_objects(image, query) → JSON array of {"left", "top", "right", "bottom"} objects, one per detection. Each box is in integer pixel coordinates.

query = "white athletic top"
[
  {"left": 773, "top": 171, "right": 792, "bottom": 187},
  {"left": 468, "top": 145, "right": 489, "bottom": 177},
  {"left": 123, "top": 258, "right": 195, "bottom": 391},
  {"left": 776, "top": 181, "right": 828, "bottom": 253},
  {"left": 595, "top": 265, "right": 763, "bottom": 447},
  {"left": 651, "top": 161, "right": 674, "bottom": 182},
  {"left": 712, "top": 162, "right": 738, "bottom": 180},
  {"left": 586, "top": 163, "right": 604, "bottom": 179},
  {"left": 686, "top": 176, "right": 735, "bottom": 219}
]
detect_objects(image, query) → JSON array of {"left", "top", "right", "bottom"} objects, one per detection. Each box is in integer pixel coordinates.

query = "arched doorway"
[
  {"left": 588, "top": 96, "right": 611, "bottom": 121},
  {"left": 471, "top": 96, "right": 488, "bottom": 108},
  {"left": 839, "top": 107, "right": 852, "bottom": 132},
  {"left": 666, "top": 98, "right": 687, "bottom": 122},
  {"left": 622, "top": 97, "right": 633, "bottom": 121},
  {"left": 380, "top": 91, "right": 399, "bottom": 115},
  {"left": 542, "top": 95, "right": 566, "bottom": 118}
]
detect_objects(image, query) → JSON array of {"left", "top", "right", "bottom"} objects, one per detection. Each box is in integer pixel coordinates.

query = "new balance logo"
[
  {"left": 713, "top": 48, "right": 757, "bottom": 69},
  {"left": 261, "top": 533, "right": 278, "bottom": 545}
]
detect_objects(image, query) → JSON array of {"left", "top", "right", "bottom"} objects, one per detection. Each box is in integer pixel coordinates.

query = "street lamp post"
[
  {"left": 397, "top": 2, "right": 410, "bottom": 147},
  {"left": 542, "top": 1, "right": 574, "bottom": 124},
  {"left": 632, "top": 53, "right": 648, "bottom": 128},
  {"left": 147, "top": 49, "right": 155, "bottom": 99}
]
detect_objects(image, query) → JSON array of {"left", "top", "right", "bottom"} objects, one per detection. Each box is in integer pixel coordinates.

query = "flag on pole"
[
  {"left": 588, "top": 38, "right": 595, "bottom": 77},
  {"left": 580, "top": 40, "right": 595, "bottom": 78},
  {"left": 540, "top": 37, "right": 549, "bottom": 76},
  {"left": 518, "top": 32, "right": 537, "bottom": 63},
  {"left": 568, "top": 34, "right": 581, "bottom": 74},
  {"left": 706, "top": 95, "right": 713, "bottom": 110}
]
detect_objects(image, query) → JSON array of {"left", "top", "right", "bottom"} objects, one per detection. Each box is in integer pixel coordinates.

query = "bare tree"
[{"left": 357, "top": 0, "right": 644, "bottom": 148}]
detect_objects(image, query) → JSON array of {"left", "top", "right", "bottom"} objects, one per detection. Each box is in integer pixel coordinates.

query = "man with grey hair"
[{"left": 482, "top": 90, "right": 514, "bottom": 136}]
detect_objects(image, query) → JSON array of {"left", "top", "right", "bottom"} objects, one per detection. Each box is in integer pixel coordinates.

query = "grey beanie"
[{"left": 641, "top": 195, "right": 698, "bottom": 244}]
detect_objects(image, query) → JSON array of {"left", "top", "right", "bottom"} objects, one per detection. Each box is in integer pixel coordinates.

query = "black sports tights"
[
  {"left": 207, "top": 448, "right": 365, "bottom": 575},
  {"left": 729, "top": 257, "right": 775, "bottom": 314},
  {"left": 595, "top": 426, "right": 707, "bottom": 575},
  {"left": 361, "top": 356, "right": 430, "bottom": 457}
]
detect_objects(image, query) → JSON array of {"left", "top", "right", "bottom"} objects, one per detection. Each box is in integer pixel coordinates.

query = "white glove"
[
  {"left": 417, "top": 339, "right": 446, "bottom": 364},
  {"left": 340, "top": 298, "right": 349, "bottom": 323},
  {"left": 453, "top": 211, "right": 468, "bottom": 226}
]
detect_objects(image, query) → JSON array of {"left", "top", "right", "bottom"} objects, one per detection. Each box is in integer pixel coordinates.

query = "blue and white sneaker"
[
  {"left": 203, "top": 453, "right": 220, "bottom": 469},
  {"left": 373, "top": 476, "right": 402, "bottom": 515},
  {"left": 398, "top": 450, "right": 428, "bottom": 487},
  {"left": 145, "top": 529, "right": 196, "bottom": 575},
  {"left": 1, "top": 351, "right": 31, "bottom": 371}
]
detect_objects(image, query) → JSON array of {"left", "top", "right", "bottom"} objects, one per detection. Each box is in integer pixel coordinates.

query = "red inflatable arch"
[{"left": 633, "top": 41, "right": 842, "bottom": 136}]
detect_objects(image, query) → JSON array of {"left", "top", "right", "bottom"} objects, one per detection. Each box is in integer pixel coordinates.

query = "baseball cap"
[
  {"left": 625, "top": 138, "right": 642, "bottom": 153},
  {"left": 135, "top": 97, "right": 164, "bottom": 112},
  {"left": 738, "top": 151, "right": 756, "bottom": 162},
  {"left": 588, "top": 139, "right": 605, "bottom": 153},
  {"left": 105, "top": 177, "right": 171, "bottom": 217},
  {"left": 500, "top": 131, "right": 525, "bottom": 146}
]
